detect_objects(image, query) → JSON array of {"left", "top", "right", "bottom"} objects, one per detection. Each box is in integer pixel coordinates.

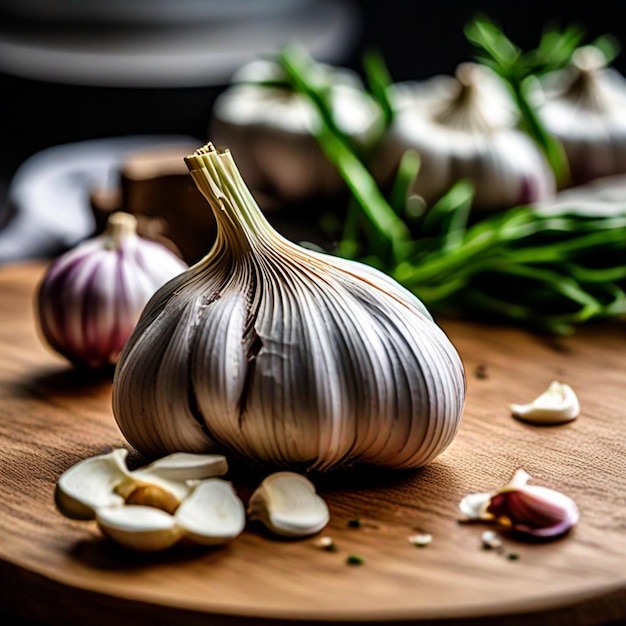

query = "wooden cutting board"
[{"left": 1, "top": 262, "right": 625, "bottom": 626}]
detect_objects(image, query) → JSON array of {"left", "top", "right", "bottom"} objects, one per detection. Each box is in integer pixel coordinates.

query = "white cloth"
[{"left": 0, "top": 135, "right": 199, "bottom": 264}]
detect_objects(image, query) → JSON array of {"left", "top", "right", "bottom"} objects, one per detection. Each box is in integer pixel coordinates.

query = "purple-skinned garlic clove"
[{"left": 459, "top": 469, "right": 579, "bottom": 540}]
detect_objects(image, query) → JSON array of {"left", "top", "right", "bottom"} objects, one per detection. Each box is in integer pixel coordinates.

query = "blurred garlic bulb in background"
[
  {"left": 210, "top": 59, "right": 382, "bottom": 203},
  {"left": 537, "top": 46, "right": 626, "bottom": 185},
  {"left": 113, "top": 144, "right": 465, "bottom": 471},
  {"left": 37, "top": 212, "right": 188, "bottom": 369},
  {"left": 376, "top": 63, "right": 556, "bottom": 211}
]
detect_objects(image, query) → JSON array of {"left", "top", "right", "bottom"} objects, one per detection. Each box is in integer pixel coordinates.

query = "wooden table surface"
[{"left": 0, "top": 262, "right": 625, "bottom": 626}]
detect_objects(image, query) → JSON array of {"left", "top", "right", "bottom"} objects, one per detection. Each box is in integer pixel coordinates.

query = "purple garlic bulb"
[{"left": 36, "top": 212, "right": 187, "bottom": 369}]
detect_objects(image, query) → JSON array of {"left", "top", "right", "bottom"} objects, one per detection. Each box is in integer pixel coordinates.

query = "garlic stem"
[
  {"left": 434, "top": 63, "right": 497, "bottom": 133},
  {"left": 185, "top": 145, "right": 278, "bottom": 256},
  {"left": 103, "top": 211, "right": 138, "bottom": 249}
]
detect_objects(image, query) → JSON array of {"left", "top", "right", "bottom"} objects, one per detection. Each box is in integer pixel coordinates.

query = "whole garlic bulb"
[
  {"left": 376, "top": 63, "right": 556, "bottom": 210},
  {"left": 37, "top": 212, "right": 188, "bottom": 368},
  {"left": 210, "top": 59, "right": 382, "bottom": 202},
  {"left": 112, "top": 143, "right": 466, "bottom": 471},
  {"left": 537, "top": 46, "right": 626, "bottom": 185}
]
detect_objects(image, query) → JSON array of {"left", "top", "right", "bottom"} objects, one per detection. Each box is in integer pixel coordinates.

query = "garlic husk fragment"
[
  {"left": 538, "top": 46, "right": 626, "bottom": 185},
  {"left": 248, "top": 472, "right": 329, "bottom": 537},
  {"left": 55, "top": 449, "right": 228, "bottom": 520},
  {"left": 459, "top": 469, "right": 579, "bottom": 539},
  {"left": 376, "top": 63, "right": 555, "bottom": 211},
  {"left": 37, "top": 211, "right": 188, "bottom": 369},
  {"left": 510, "top": 381, "right": 580, "bottom": 424},
  {"left": 112, "top": 143, "right": 466, "bottom": 470},
  {"left": 211, "top": 59, "right": 382, "bottom": 201}
]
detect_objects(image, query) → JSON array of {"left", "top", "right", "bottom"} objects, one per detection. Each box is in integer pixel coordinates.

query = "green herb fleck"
[
  {"left": 347, "top": 518, "right": 362, "bottom": 528},
  {"left": 507, "top": 553, "right": 520, "bottom": 561},
  {"left": 346, "top": 555, "right": 365, "bottom": 566}
]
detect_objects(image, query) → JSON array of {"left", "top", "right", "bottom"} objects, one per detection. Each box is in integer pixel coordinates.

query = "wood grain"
[{"left": 0, "top": 262, "right": 625, "bottom": 625}]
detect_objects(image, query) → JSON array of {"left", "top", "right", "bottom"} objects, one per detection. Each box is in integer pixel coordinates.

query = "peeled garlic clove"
[
  {"left": 511, "top": 381, "right": 580, "bottom": 424},
  {"left": 36, "top": 211, "right": 187, "bottom": 369},
  {"left": 376, "top": 62, "right": 555, "bottom": 211},
  {"left": 135, "top": 452, "right": 228, "bottom": 481},
  {"left": 211, "top": 59, "right": 382, "bottom": 201},
  {"left": 248, "top": 472, "right": 329, "bottom": 537},
  {"left": 55, "top": 449, "right": 224, "bottom": 521},
  {"left": 55, "top": 449, "right": 131, "bottom": 520},
  {"left": 175, "top": 480, "right": 245, "bottom": 545},
  {"left": 96, "top": 505, "right": 183, "bottom": 552},
  {"left": 112, "top": 143, "right": 465, "bottom": 470},
  {"left": 460, "top": 469, "right": 579, "bottom": 539}
]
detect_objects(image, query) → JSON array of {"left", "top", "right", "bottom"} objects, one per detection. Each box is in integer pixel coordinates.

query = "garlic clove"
[
  {"left": 460, "top": 469, "right": 579, "bottom": 539},
  {"left": 510, "top": 381, "right": 580, "bottom": 424},
  {"left": 55, "top": 449, "right": 131, "bottom": 520},
  {"left": 248, "top": 472, "right": 329, "bottom": 538},
  {"left": 96, "top": 505, "right": 182, "bottom": 552},
  {"left": 175, "top": 480, "right": 245, "bottom": 545},
  {"left": 487, "top": 482, "right": 580, "bottom": 539},
  {"left": 135, "top": 452, "right": 229, "bottom": 481},
  {"left": 55, "top": 449, "right": 227, "bottom": 521}
]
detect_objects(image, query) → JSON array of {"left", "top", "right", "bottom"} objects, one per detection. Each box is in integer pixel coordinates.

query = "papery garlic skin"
[
  {"left": 112, "top": 144, "right": 466, "bottom": 471},
  {"left": 37, "top": 212, "right": 188, "bottom": 369},
  {"left": 459, "top": 469, "right": 579, "bottom": 539},
  {"left": 538, "top": 46, "right": 626, "bottom": 185},
  {"left": 376, "top": 63, "right": 556, "bottom": 211},
  {"left": 211, "top": 59, "right": 382, "bottom": 201}
]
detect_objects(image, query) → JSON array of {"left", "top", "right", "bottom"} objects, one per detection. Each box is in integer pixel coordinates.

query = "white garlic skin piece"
[
  {"left": 36, "top": 212, "right": 188, "bottom": 369},
  {"left": 538, "top": 46, "right": 626, "bottom": 185},
  {"left": 376, "top": 63, "right": 556, "bottom": 211},
  {"left": 112, "top": 145, "right": 466, "bottom": 471},
  {"left": 211, "top": 59, "right": 382, "bottom": 202}
]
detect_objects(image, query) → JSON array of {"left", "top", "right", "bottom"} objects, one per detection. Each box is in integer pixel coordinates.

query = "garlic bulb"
[
  {"left": 36, "top": 212, "right": 188, "bottom": 369},
  {"left": 376, "top": 63, "right": 556, "bottom": 210},
  {"left": 211, "top": 59, "right": 382, "bottom": 202},
  {"left": 538, "top": 46, "right": 626, "bottom": 185},
  {"left": 112, "top": 143, "right": 465, "bottom": 471}
]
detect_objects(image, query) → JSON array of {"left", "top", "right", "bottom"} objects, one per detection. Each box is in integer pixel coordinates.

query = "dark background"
[{"left": 1, "top": 0, "right": 624, "bottom": 185}]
